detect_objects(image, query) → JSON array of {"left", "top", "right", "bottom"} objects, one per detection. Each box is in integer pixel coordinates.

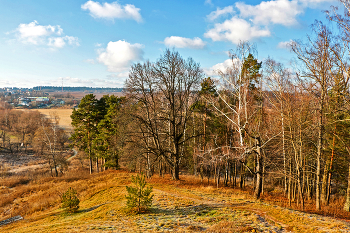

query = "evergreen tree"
[
  {"left": 70, "top": 94, "right": 99, "bottom": 174},
  {"left": 126, "top": 173, "right": 153, "bottom": 213}
]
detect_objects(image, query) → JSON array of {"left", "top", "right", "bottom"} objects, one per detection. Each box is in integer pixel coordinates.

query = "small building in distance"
[{"left": 17, "top": 96, "right": 50, "bottom": 107}]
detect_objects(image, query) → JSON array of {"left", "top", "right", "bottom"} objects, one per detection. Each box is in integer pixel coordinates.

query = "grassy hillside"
[{"left": 1, "top": 168, "right": 350, "bottom": 232}]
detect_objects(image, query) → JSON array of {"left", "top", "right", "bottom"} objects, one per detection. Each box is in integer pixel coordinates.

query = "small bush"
[
  {"left": 60, "top": 187, "right": 80, "bottom": 213},
  {"left": 126, "top": 173, "right": 153, "bottom": 213}
]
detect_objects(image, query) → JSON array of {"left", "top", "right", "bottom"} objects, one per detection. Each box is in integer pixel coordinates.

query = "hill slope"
[{"left": 1, "top": 170, "right": 350, "bottom": 233}]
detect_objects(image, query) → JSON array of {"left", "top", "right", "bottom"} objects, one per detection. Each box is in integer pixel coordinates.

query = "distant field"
[
  {"left": 68, "top": 91, "right": 125, "bottom": 99},
  {"left": 33, "top": 109, "right": 73, "bottom": 130}
]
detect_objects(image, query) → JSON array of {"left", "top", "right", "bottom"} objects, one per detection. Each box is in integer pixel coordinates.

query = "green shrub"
[
  {"left": 61, "top": 187, "right": 80, "bottom": 213},
  {"left": 126, "top": 173, "right": 153, "bottom": 213}
]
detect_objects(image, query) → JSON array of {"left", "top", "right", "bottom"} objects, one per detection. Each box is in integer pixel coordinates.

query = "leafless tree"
[{"left": 125, "top": 49, "right": 203, "bottom": 180}]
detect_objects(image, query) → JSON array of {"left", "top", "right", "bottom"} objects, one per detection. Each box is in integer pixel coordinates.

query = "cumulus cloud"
[
  {"left": 81, "top": 1, "right": 142, "bottom": 22},
  {"left": 12, "top": 20, "right": 79, "bottom": 49},
  {"left": 16, "top": 20, "right": 62, "bottom": 44},
  {"left": 299, "top": 0, "right": 335, "bottom": 4},
  {"left": 48, "top": 36, "right": 79, "bottom": 48},
  {"left": 236, "top": 0, "right": 302, "bottom": 26},
  {"left": 163, "top": 36, "right": 206, "bottom": 49},
  {"left": 204, "top": 59, "right": 236, "bottom": 76},
  {"left": 97, "top": 40, "right": 144, "bottom": 72},
  {"left": 207, "top": 6, "right": 234, "bottom": 21},
  {"left": 204, "top": 0, "right": 335, "bottom": 44},
  {"left": 204, "top": 17, "right": 270, "bottom": 44}
]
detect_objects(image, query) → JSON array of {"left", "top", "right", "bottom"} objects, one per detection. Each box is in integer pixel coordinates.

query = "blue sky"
[{"left": 0, "top": 0, "right": 339, "bottom": 88}]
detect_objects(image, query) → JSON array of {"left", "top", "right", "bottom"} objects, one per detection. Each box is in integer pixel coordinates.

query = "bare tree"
[
  {"left": 125, "top": 49, "right": 203, "bottom": 180},
  {"left": 291, "top": 21, "right": 337, "bottom": 210},
  {"left": 33, "top": 113, "right": 69, "bottom": 177},
  {"left": 204, "top": 42, "right": 275, "bottom": 199}
]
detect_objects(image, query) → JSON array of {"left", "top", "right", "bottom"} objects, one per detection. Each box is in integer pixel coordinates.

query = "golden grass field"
[
  {"left": 31, "top": 109, "right": 73, "bottom": 130},
  {"left": 1, "top": 165, "right": 350, "bottom": 232}
]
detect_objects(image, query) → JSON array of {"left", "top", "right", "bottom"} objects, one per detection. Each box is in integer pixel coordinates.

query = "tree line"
[
  {"left": 0, "top": 107, "right": 69, "bottom": 176},
  {"left": 68, "top": 0, "right": 350, "bottom": 212}
]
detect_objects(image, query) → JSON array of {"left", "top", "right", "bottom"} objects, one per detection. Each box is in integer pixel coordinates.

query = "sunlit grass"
[{"left": 1, "top": 169, "right": 350, "bottom": 232}]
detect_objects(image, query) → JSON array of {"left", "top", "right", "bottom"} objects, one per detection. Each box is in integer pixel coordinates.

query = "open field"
[
  {"left": 31, "top": 109, "right": 73, "bottom": 130},
  {"left": 67, "top": 92, "right": 125, "bottom": 99},
  {"left": 1, "top": 168, "right": 350, "bottom": 232}
]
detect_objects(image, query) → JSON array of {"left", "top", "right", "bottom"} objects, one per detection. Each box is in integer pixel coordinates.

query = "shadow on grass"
[
  {"left": 151, "top": 201, "right": 250, "bottom": 217},
  {"left": 80, "top": 203, "right": 108, "bottom": 213}
]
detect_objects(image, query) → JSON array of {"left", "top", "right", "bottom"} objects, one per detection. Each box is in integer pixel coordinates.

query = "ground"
[{"left": 1, "top": 168, "right": 350, "bottom": 233}]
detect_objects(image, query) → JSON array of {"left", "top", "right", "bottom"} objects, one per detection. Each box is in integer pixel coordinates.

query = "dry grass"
[
  {"left": 34, "top": 109, "right": 73, "bottom": 129},
  {"left": 1, "top": 168, "right": 350, "bottom": 232},
  {"left": 15, "top": 109, "right": 73, "bottom": 130},
  {"left": 0, "top": 176, "right": 31, "bottom": 188}
]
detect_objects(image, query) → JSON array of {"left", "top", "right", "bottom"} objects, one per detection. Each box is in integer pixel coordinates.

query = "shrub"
[
  {"left": 60, "top": 187, "right": 80, "bottom": 213},
  {"left": 126, "top": 173, "right": 153, "bottom": 213}
]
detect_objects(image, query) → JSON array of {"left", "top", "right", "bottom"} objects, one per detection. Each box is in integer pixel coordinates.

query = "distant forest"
[{"left": 32, "top": 86, "right": 124, "bottom": 92}]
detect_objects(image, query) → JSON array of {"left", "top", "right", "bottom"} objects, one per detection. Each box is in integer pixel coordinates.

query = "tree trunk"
[
  {"left": 327, "top": 130, "right": 336, "bottom": 205},
  {"left": 254, "top": 138, "right": 263, "bottom": 199},
  {"left": 217, "top": 166, "right": 221, "bottom": 189},
  {"left": 240, "top": 164, "right": 244, "bottom": 189},
  {"left": 321, "top": 160, "right": 329, "bottom": 205},
  {"left": 297, "top": 168, "right": 304, "bottom": 210},
  {"left": 233, "top": 160, "right": 237, "bottom": 188},
  {"left": 344, "top": 162, "right": 350, "bottom": 211},
  {"left": 172, "top": 156, "right": 180, "bottom": 180},
  {"left": 89, "top": 157, "right": 93, "bottom": 174},
  {"left": 316, "top": 84, "right": 325, "bottom": 211}
]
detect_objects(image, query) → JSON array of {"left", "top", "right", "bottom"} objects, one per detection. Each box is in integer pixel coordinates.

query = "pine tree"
[
  {"left": 61, "top": 187, "right": 80, "bottom": 213},
  {"left": 70, "top": 94, "right": 99, "bottom": 174},
  {"left": 126, "top": 173, "right": 153, "bottom": 213}
]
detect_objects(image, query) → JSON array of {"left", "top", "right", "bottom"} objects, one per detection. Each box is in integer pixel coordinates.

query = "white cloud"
[
  {"left": 299, "top": 0, "right": 335, "bottom": 4},
  {"left": 48, "top": 36, "right": 79, "bottom": 48},
  {"left": 48, "top": 37, "right": 65, "bottom": 48},
  {"left": 277, "top": 40, "right": 294, "bottom": 49},
  {"left": 16, "top": 20, "right": 63, "bottom": 44},
  {"left": 236, "top": 0, "right": 302, "bottom": 26},
  {"left": 207, "top": 6, "right": 234, "bottom": 21},
  {"left": 204, "top": 17, "right": 270, "bottom": 44},
  {"left": 65, "top": 36, "right": 80, "bottom": 46},
  {"left": 204, "top": 59, "right": 238, "bottom": 76},
  {"left": 204, "top": 0, "right": 336, "bottom": 45},
  {"left": 12, "top": 21, "right": 78, "bottom": 49},
  {"left": 163, "top": 36, "right": 206, "bottom": 49},
  {"left": 97, "top": 40, "right": 144, "bottom": 72},
  {"left": 81, "top": 1, "right": 142, "bottom": 22}
]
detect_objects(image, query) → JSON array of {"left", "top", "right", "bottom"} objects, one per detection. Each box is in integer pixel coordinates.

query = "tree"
[
  {"left": 326, "top": 0, "right": 350, "bottom": 212},
  {"left": 93, "top": 95, "right": 126, "bottom": 170},
  {"left": 126, "top": 173, "right": 153, "bottom": 213},
  {"left": 125, "top": 49, "right": 204, "bottom": 180},
  {"left": 33, "top": 113, "right": 69, "bottom": 177},
  {"left": 291, "top": 21, "right": 338, "bottom": 210},
  {"left": 204, "top": 42, "right": 276, "bottom": 199},
  {"left": 70, "top": 94, "right": 99, "bottom": 174},
  {"left": 60, "top": 187, "right": 80, "bottom": 213}
]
